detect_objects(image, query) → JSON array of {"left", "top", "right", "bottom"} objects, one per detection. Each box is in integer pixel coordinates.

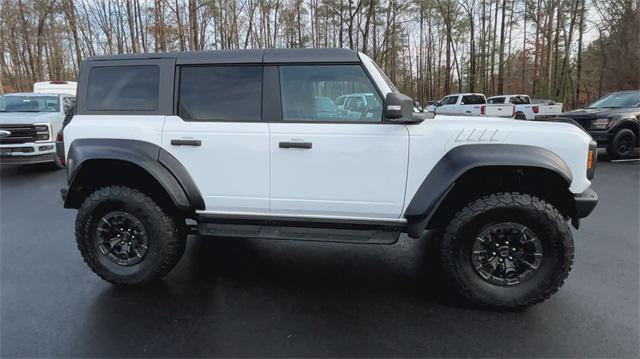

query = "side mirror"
[{"left": 384, "top": 92, "right": 425, "bottom": 124}]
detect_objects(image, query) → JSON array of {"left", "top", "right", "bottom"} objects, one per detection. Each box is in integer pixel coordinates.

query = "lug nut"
[
  {"left": 505, "top": 241, "right": 509, "bottom": 245},
  {"left": 499, "top": 258, "right": 504, "bottom": 262},
  {"left": 512, "top": 247, "right": 516, "bottom": 251},
  {"left": 508, "top": 256, "right": 513, "bottom": 260},
  {"left": 492, "top": 252, "right": 496, "bottom": 256}
]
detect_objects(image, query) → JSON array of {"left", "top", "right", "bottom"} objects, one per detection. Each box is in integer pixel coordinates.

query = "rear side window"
[
  {"left": 178, "top": 66, "right": 262, "bottom": 121},
  {"left": 87, "top": 66, "right": 159, "bottom": 111},
  {"left": 509, "top": 96, "right": 530, "bottom": 105},
  {"left": 488, "top": 97, "right": 505, "bottom": 104},
  {"left": 462, "top": 95, "right": 486, "bottom": 104}
]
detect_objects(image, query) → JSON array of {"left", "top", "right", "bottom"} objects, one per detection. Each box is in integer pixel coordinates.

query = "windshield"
[
  {"left": 0, "top": 95, "right": 60, "bottom": 112},
  {"left": 588, "top": 92, "right": 640, "bottom": 109}
]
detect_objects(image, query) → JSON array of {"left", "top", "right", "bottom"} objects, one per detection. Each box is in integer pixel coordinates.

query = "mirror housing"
[{"left": 384, "top": 93, "right": 429, "bottom": 124}]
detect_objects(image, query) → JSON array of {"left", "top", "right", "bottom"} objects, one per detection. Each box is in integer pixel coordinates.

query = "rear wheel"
[
  {"left": 75, "top": 186, "right": 186, "bottom": 285},
  {"left": 607, "top": 128, "right": 637, "bottom": 159},
  {"left": 440, "top": 192, "right": 573, "bottom": 308},
  {"left": 515, "top": 112, "right": 527, "bottom": 120}
]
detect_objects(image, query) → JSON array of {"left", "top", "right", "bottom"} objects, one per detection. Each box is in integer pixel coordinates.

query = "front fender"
[{"left": 404, "top": 144, "right": 573, "bottom": 238}]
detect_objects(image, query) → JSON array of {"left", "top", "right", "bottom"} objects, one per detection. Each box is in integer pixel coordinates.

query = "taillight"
[
  {"left": 532, "top": 106, "right": 539, "bottom": 113},
  {"left": 480, "top": 105, "right": 486, "bottom": 116},
  {"left": 56, "top": 131, "right": 65, "bottom": 166}
]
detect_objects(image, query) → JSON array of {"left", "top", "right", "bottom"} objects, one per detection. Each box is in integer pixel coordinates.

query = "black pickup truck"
[{"left": 557, "top": 91, "right": 639, "bottom": 158}]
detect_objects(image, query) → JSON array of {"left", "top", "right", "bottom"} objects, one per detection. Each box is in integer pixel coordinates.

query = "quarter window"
[
  {"left": 87, "top": 66, "right": 159, "bottom": 111},
  {"left": 279, "top": 65, "right": 382, "bottom": 122}
]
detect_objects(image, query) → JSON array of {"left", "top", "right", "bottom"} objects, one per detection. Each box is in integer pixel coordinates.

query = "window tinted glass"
[
  {"left": 179, "top": 66, "right": 262, "bottom": 121},
  {"left": 509, "top": 96, "right": 530, "bottom": 104},
  {"left": 87, "top": 66, "right": 159, "bottom": 111},
  {"left": 462, "top": 95, "right": 486, "bottom": 104},
  {"left": 441, "top": 96, "right": 458, "bottom": 105},
  {"left": 0, "top": 95, "right": 59, "bottom": 112},
  {"left": 488, "top": 97, "right": 505, "bottom": 104},
  {"left": 280, "top": 65, "right": 382, "bottom": 122}
]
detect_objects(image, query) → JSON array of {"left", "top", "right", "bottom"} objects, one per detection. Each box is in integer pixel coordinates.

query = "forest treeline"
[{"left": 0, "top": 0, "right": 638, "bottom": 109}]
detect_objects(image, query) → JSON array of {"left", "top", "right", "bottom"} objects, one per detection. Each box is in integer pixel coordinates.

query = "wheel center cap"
[{"left": 498, "top": 246, "right": 511, "bottom": 258}]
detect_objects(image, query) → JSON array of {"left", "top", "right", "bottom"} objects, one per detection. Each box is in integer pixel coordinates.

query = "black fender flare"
[
  {"left": 403, "top": 144, "right": 573, "bottom": 238},
  {"left": 65, "top": 139, "right": 205, "bottom": 211}
]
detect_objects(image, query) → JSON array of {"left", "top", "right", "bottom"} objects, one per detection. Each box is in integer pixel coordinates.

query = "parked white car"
[
  {"left": 0, "top": 92, "right": 75, "bottom": 168},
  {"left": 33, "top": 81, "right": 77, "bottom": 96},
  {"left": 60, "top": 48, "right": 598, "bottom": 308},
  {"left": 487, "top": 94, "right": 563, "bottom": 120},
  {"left": 427, "top": 93, "right": 515, "bottom": 118}
]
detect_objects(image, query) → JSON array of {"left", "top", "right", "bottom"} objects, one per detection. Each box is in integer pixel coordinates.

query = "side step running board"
[{"left": 196, "top": 217, "right": 402, "bottom": 245}]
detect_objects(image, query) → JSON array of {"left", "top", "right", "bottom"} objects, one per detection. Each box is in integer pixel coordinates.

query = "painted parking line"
[{"left": 610, "top": 158, "right": 640, "bottom": 163}]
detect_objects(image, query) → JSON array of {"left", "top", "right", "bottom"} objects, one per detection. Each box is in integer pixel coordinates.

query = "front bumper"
[
  {"left": 586, "top": 130, "right": 613, "bottom": 146},
  {"left": 571, "top": 188, "right": 598, "bottom": 229},
  {"left": 575, "top": 188, "right": 598, "bottom": 218},
  {"left": 0, "top": 142, "right": 57, "bottom": 165}
]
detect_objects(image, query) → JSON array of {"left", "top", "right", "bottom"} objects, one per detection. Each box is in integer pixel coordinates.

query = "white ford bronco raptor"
[{"left": 59, "top": 49, "right": 598, "bottom": 308}]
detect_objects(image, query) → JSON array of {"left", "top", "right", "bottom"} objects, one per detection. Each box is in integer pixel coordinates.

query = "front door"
[
  {"left": 269, "top": 64, "right": 409, "bottom": 220},
  {"left": 162, "top": 65, "right": 270, "bottom": 214}
]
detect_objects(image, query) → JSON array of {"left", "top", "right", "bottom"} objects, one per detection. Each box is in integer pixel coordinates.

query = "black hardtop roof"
[{"left": 85, "top": 48, "right": 361, "bottom": 65}]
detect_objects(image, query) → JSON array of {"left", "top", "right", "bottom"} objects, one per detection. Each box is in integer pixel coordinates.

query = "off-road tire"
[
  {"left": 75, "top": 186, "right": 186, "bottom": 285},
  {"left": 515, "top": 112, "right": 527, "bottom": 120},
  {"left": 607, "top": 128, "right": 637, "bottom": 159},
  {"left": 441, "top": 192, "right": 574, "bottom": 308}
]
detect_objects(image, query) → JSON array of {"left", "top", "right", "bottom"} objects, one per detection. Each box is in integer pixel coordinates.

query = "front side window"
[
  {"left": 442, "top": 96, "right": 458, "bottom": 105},
  {"left": 0, "top": 95, "right": 59, "bottom": 112},
  {"left": 279, "top": 65, "right": 382, "bottom": 122},
  {"left": 179, "top": 66, "right": 262, "bottom": 121},
  {"left": 87, "top": 65, "right": 159, "bottom": 111}
]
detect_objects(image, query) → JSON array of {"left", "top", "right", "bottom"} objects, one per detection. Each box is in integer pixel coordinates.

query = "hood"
[
  {"left": 561, "top": 107, "right": 640, "bottom": 119},
  {"left": 0, "top": 112, "right": 60, "bottom": 125}
]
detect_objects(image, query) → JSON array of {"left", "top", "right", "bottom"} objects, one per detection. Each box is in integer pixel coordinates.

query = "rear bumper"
[{"left": 575, "top": 188, "right": 598, "bottom": 218}]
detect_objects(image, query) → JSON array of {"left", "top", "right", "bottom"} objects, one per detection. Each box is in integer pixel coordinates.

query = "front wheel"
[
  {"left": 75, "top": 186, "right": 186, "bottom": 285},
  {"left": 440, "top": 192, "right": 574, "bottom": 308},
  {"left": 607, "top": 128, "right": 637, "bottom": 159}
]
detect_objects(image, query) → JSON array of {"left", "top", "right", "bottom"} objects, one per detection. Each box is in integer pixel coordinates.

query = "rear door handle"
[
  {"left": 279, "top": 141, "right": 312, "bottom": 149},
  {"left": 171, "top": 139, "right": 201, "bottom": 146}
]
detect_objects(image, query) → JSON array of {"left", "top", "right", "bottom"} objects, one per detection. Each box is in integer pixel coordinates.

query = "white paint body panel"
[
  {"left": 162, "top": 116, "right": 270, "bottom": 214},
  {"left": 269, "top": 123, "right": 409, "bottom": 219},
  {"left": 63, "top": 115, "right": 165, "bottom": 155},
  {"left": 402, "top": 116, "right": 593, "bottom": 214}
]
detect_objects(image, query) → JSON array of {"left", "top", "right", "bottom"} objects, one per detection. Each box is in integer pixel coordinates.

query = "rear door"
[
  {"left": 162, "top": 65, "right": 270, "bottom": 214},
  {"left": 269, "top": 64, "right": 409, "bottom": 220}
]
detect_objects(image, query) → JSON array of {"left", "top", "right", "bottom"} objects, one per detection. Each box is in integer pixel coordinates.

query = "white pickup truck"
[
  {"left": 426, "top": 93, "right": 515, "bottom": 118},
  {"left": 487, "top": 94, "right": 563, "bottom": 120}
]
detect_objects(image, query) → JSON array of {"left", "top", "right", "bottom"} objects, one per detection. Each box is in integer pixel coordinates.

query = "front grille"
[{"left": 0, "top": 124, "right": 40, "bottom": 144}]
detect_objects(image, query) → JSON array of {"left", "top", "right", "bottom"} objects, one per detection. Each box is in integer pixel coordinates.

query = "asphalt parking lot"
[{"left": 1, "top": 155, "right": 638, "bottom": 357}]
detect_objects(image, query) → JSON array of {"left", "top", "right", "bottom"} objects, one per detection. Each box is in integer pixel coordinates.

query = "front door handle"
[
  {"left": 279, "top": 141, "right": 312, "bottom": 149},
  {"left": 171, "top": 139, "right": 201, "bottom": 146}
]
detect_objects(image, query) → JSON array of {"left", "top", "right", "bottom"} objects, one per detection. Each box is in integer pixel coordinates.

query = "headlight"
[
  {"left": 591, "top": 118, "right": 610, "bottom": 129},
  {"left": 33, "top": 123, "right": 50, "bottom": 141}
]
